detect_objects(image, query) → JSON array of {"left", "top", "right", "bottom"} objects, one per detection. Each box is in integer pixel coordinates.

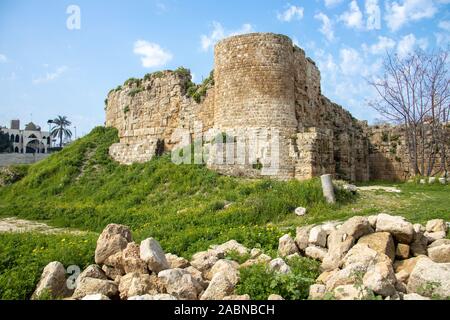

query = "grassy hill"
[
  {"left": 0, "top": 126, "right": 448, "bottom": 300},
  {"left": 0, "top": 127, "right": 351, "bottom": 257}
]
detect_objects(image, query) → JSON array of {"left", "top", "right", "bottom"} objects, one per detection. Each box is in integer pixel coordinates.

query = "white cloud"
[
  {"left": 32, "top": 66, "right": 68, "bottom": 84},
  {"left": 340, "top": 0, "right": 364, "bottom": 29},
  {"left": 365, "top": 0, "right": 381, "bottom": 30},
  {"left": 0, "top": 54, "right": 7, "bottom": 63},
  {"left": 314, "top": 12, "right": 335, "bottom": 42},
  {"left": 277, "top": 4, "right": 304, "bottom": 22},
  {"left": 133, "top": 40, "right": 173, "bottom": 68},
  {"left": 385, "top": 0, "right": 437, "bottom": 31},
  {"left": 200, "top": 22, "right": 254, "bottom": 51},
  {"left": 324, "top": 0, "right": 344, "bottom": 7},
  {"left": 366, "top": 36, "right": 396, "bottom": 55},
  {"left": 396, "top": 33, "right": 428, "bottom": 59},
  {"left": 438, "top": 20, "right": 450, "bottom": 31},
  {"left": 340, "top": 48, "right": 363, "bottom": 75}
]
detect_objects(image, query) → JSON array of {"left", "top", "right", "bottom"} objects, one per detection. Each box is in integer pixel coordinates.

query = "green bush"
[
  {"left": 235, "top": 256, "right": 320, "bottom": 300},
  {"left": 0, "top": 232, "right": 96, "bottom": 300},
  {"left": 128, "top": 88, "right": 144, "bottom": 97}
]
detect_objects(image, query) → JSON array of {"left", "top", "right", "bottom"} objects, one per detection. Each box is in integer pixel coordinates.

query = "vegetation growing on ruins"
[
  {"left": 236, "top": 256, "right": 320, "bottom": 300},
  {"left": 186, "top": 70, "right": 214, "bottom": 103}
]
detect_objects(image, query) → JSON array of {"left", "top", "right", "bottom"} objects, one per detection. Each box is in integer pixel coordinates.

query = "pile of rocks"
[
  {"left": 32, "top": 224, "right": 285, "bottom": 300},
  {"left": 32, "top": 214, "right": 449, "bottom": 300},
  {"left": 280, "top": 214, "right": 449, "bottom": 300}
]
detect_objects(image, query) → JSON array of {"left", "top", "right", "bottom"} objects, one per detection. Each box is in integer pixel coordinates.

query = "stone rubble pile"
[
  {"left": 297, "top": 214, "right": 450, "bottom": 300},
  {"left": 32, "top": 214, "right": 449, "bottom": 301}
]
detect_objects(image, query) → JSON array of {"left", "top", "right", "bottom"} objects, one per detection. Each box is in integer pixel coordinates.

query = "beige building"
[{"left": 1, "top": 120, "right": 51, "bottom": 154}]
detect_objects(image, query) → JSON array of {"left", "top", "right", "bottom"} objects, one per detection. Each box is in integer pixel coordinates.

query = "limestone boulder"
[
  {"left": 200, "top": 271, "right": 238, "bottom": 300},
  {"left": 95, "top": 224, "right": 132, "bottom": 265},
  {"left": 250, "top": 248, "right": 262, "bottom": 258},
  {"left": 410, "top": 230, "right": 428, "bottom": 257},
  {"left": 72, "top": 278, "right": 119, "bottom": 300},
  {"left": 295, "top": 225, "right": 312, "bottom": 251},
  {"left": 340, "top": 216, "right": 373, "bottom": 240},
  {"left": 81, "top": 293, "right": 110, "bottom": 300},
  {"left": 426, "top": 219, "right": 448, "bottom": 233},
  {"left": 102, "top": 264, "right": 123, "bottom": 281},
  {"left": 240, "top": 254, "right": 272, "bottom": 268},
  {"left": 140, "top": 238, "right": 169, "bottom": 273},
  {"left": 122, "top": 242, "right": 148, "bottom": 274},
  {"left": 184, "top": 266, "right": 208, "bottom": 290},
  {"left": 223, "top": 295, "right": 251, "bottom": 300},
  {"left": 309, "top": 284, "right": 326, "bottom": 300},
  {"left": 357, "top": 232, "right": 395, "bottom": 261},
  {"left": 407, "top": 258, "right": 450, "bottom": 298},
  {"left": 321, "top": 230, "right": 355, "bottom": 271},
  {"left": 396, "top": 244, "right": 410, "bottom": 260},
  {"left": 166, "top": 253, "right": 190, "bottom": 269},
  {"left": 325, "top": 264, "right": 365, "bottom": 291},
  {"left": 213, "top": 240, "right": 249, "bottom": 256},
  {"left": 278, "top": 234, "right": 299, "bottom": 257},
  {"left": 308, "top": 225, "right": 328, "bottom": 248},
  {"left": 76, "top": 264, "right": 107, "bottom": 288},
  {"left": 424, "top": 231, "right": 446, "bottom": 243},
  {"left": 190, "top": 249, "right": 224, "bottom": 275},
  {"left": 128, "top": 294, "right": 177, "bottom": 300},
  {"left": 118, "top": 272, "right": 164, "bottom": 300},
  {"left": 341, "top": 244, "right": 390, "bottom": 271},
  {"left": 428, "top": 244, "right": 450, "bottom": 263},
  {"left": 376, "top": 214, "right": 414, "bottom": 244},
  {"left": 207, "top": 259, "right": 239, "bottom": 282},
  {"left": 403, "top": 293, "right": 430, "bottom": 300},
  {"left": 429, "top": 239, "right": 450, "bottom": 248},
  {"left": 294, "top": 207, "right": 307, "bottom": 216},
  {"left": 158, "top": 268, "right": 203, "bottom": 300},
  {"left": 267, "top": 294, "right": 285, "bottom": 300},
  {"left": 305, "top": 246, "right": 327, "bottom": 261},
  {"left": 393, "top": 256, "right": 427, "bottom": 276},
  {"left": 362, "top": 262, "right": 397, "bottom": 297},
  {"left": 32, "top": 261, "right": 69, "bottom": 299},
  {"left": 333, "top": 285, "right": 370, "bottom": 300},
  {"left": 269, "top": 258, "right": 291, "bottom": 274}
]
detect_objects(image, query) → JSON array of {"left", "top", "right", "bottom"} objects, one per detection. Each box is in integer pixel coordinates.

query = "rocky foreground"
[{"left": 32, "top": 213, "right": 450, "bottom": 300}]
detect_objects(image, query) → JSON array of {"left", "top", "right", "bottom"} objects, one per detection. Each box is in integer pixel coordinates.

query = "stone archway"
[{"left": 26, "top": 139, "right": 45, "bottom": 154}]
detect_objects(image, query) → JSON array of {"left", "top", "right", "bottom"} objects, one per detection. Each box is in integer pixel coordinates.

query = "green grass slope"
[{"left": 0, "top": 127, "right": 352, "bottom": 257}]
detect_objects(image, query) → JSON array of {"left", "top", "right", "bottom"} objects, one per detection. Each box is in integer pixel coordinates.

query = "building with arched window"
[{"left": 1, "top": 120, "right": 51, "bottom": 154}]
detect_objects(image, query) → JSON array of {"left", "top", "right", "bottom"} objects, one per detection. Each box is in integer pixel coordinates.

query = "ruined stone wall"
[
  {"left": 105, "top": 71, "right": 214, "bottom": 164},
  {"left": 367, "top": 124, "right": 450, "bottom": 180},
  {"left": 105, "top": 33, "right": 372, "bottom": 181}
]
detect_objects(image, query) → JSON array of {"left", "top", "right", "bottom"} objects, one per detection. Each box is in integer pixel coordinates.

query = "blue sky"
[{"left": 0, "top": 0, "right": 449, "bottom": 136}]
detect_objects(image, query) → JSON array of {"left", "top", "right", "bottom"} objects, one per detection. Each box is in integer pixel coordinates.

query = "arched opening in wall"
[
  {"left": 14, "top": 147, "right": 19, "bottom": 153},
  {"left": 26, "top": 139, "right": 44, "bottom": 154},
  {"left": 28, "top": 134, "right": 37, "bottom": 139},
  {"left": 47, "top": 137, "right": 50, "bottom": 145},
  {"left": 15, "top": 135, "right": 20, "bottom": 143},
  {"left": 155, "top": 139, "right": 165, "bottom": 157},
  {"left": 10, "top": 134, "right": 14, "bottom": 141}
]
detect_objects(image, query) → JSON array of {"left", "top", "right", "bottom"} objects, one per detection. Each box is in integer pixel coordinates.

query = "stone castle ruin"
[{"left": 105, "top": 33, "right": 447, "bottom": 181}]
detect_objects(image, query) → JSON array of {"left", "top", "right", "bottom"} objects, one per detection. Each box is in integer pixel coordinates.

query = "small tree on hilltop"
[
  {"left": 368, "top": 48, "right": 450, "bottom": 177},
  {"left": 50, "top": 116, "right": 73, "bottom": 148}
]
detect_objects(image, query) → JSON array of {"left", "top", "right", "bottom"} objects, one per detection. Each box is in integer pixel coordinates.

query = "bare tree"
[{"left": 369, "top": 48, "right": 450, "bottom": 177}]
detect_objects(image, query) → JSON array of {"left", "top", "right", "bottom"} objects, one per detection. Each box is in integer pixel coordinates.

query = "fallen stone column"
[{"left": 321, "top": 174, "right": 336, "bottom": 204}]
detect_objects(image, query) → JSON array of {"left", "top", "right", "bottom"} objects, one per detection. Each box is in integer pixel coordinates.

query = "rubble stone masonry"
[{"left": 105, "top": 33, "right": 444, "bottom": 181}]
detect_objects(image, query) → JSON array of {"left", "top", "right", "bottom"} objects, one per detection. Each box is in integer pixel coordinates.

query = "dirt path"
[
  {"left": 357, "top": 186, "right": 402, "bottom": 193},
  {"left": 0, "top": 217, "right": 85, "bottom": 235}
]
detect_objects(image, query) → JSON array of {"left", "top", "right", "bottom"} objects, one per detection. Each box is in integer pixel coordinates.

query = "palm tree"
[{"left": 50, "top": 116, "right": 72, "bottom": 147}]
